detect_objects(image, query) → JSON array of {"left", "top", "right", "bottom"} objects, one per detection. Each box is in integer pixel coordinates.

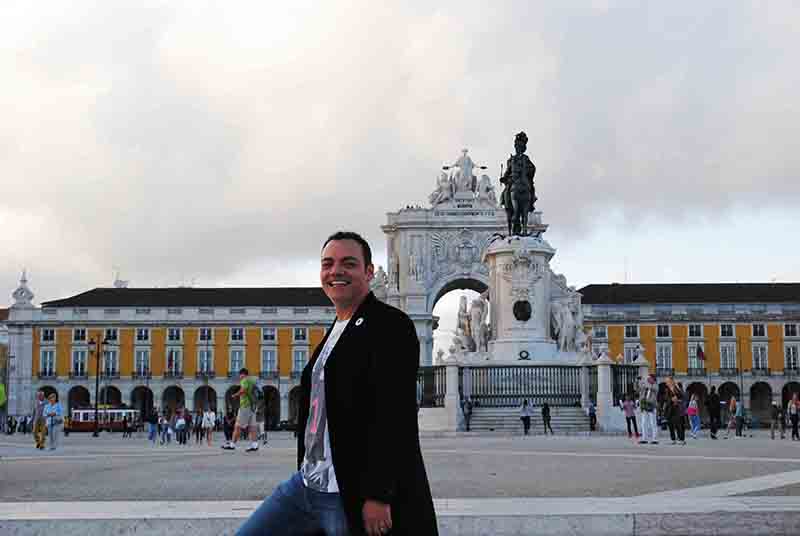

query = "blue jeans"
[
  {"left": 148, "top": 422, "right": 157, "bottom": 444},
  {"left": 690, "top": 415, "right": 701, "bottom": 435},
  {"left": 236, "top": 471, "right": 350, "bottom": 536}
]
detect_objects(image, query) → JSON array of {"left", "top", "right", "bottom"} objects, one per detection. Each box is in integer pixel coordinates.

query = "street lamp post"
[{"left": 89, "top": 337, "right": 108, "bottom": 437}]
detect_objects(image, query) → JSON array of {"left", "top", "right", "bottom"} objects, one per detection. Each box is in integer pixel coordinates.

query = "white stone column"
[
  {"left": 444, "top": 362, "right": 461, "bottom": 431},
  {"left": 578, "top": 354, "right": 592, "bottom": 409},
  {"left": 595, "top": 354, "right": 613, "bottom": 430},
  {"left": 279, "top": 378, "right": 290, "bottom": 421}
]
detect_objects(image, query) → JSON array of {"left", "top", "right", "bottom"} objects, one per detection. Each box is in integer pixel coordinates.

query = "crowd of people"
[{"left": 632, "top": 374, "right": 800, "bottom": 444}]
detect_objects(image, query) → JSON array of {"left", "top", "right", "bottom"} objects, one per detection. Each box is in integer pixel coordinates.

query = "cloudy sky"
[{"left": 3, "top": 0, "right": 799, "bottom": 334}]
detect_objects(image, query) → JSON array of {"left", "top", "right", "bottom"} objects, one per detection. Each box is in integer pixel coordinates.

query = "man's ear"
[{"left": 366, "top": 264, "right": 375, "bottom": 280}]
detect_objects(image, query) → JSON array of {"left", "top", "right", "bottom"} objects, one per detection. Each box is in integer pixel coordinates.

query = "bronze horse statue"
[{"left": 500, "top": 132, "right": 537, "bottom": 236}]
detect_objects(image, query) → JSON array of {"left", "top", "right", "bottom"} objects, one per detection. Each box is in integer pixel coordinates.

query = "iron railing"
[
  {"left": 611, "top": 364, "right": 639, "bottom": 407},
  {"left": 784, "top": 368, "right": 800, "bottom": 377},
  {"left": 260, "top": 371, "right": 280, "bottom": 380},
  {"left": 460, "top": 365, "right": 581, "bottom": 407},
  {"left": 751, "top": 367, "right": 771, "bottom": 377},
  {"left": 687, "top": 368, "right": 707, "bottom": 377},
  {"left": 589, "top": 365, "right": 598, "bottom": 405},
  {"left": 164, "top": 371, "right": 184, "bottom": 379},
  {"left": 655, "top": 368, "right": 674, "bottom": 377},
  {"left": 196, "top": 371, "right": 216, "bottom": 379},
  {"left": 417, "top": 366, "right": 446, "bottom": 408},
  {"left": 719, "top": 367, "right": 739, "bottom": 377}
]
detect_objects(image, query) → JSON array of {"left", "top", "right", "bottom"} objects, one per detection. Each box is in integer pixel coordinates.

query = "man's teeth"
[{"left": 330, "top": 281, "right": 349, "bottom": 286}]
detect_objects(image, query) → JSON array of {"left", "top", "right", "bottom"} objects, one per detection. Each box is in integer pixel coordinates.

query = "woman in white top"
[{"left": 202, "top": 408, "right": 216, "bottom": 447}]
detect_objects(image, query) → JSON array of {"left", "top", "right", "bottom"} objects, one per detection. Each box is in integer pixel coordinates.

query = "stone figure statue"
[
  {"left": 476, "top": 174, "right": 497, "bottom": 204},
  {"left": 429, "top": 171, "right": 454, "bottom": 205},
  {"left": 436, "top": 348, "right": 446, "bottom": 364},
  {"left": 388, "top": 254, "right": 399, "bottom": 290},
  {"left": 551, "top": 301, "right": 577, "bottom": 352},
  {"left": 499, "top": 132, "right": 537, "bottom": 236},
  {"left": 370, "top": 266, "right": 388, "bottom": 300},
  {"left": 457, "top": 295, "right": 472, "bottom": 348},
  {"left": 451, "top": 328, "right": 471, "bottom": 353},
  {"left": 469, "top": 295, "right": 489, "bottom": 352},
  {"left": 444, "top": 149, "right": 481, "bottom": 193}
]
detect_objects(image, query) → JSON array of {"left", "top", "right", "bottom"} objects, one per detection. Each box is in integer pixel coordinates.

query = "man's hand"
[{"left": 363, "top": 499, "right": 392, "bottom": 535}]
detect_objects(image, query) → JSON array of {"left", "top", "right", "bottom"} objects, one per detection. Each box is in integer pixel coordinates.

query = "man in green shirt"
[{"left": 222, "top": 367, "right": 259, "bottom": 452}]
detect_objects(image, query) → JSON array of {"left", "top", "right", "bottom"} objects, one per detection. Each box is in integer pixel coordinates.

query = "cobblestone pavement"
[{"left": 2, "top": 431, "right": 800, "bottom": 501}]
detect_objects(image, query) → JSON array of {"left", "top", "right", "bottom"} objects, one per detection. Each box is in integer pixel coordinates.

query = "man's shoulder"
[{"left": 363, "top": 295, "right": 414, "bottom": 328}]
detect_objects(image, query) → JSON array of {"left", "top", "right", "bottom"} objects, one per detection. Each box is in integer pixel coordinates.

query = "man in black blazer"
[{"left": 237, "top": 231, "right": 438, "bottom": 536}]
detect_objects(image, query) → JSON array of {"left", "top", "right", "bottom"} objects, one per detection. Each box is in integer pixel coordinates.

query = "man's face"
[
  {"left": 239, "top": 372, "right": 246, "bottom": 381},
  {"left": 320, "top": 239, "right": 373, "bottom": 309},
  {"left": 514, "top": 140, "right": 525, "bottom": 154},
  {"left": 37, "top": 392, "right": 44, "bottom": 401}
]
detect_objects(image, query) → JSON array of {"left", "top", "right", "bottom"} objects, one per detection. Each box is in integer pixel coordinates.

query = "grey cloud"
[{"left": 2, "top": 1, "right": 798, "bottom": 303}]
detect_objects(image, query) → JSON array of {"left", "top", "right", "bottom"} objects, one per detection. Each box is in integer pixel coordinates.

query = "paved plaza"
[{"left": 2, "top": 431, "right": 800, "bottom": 534}]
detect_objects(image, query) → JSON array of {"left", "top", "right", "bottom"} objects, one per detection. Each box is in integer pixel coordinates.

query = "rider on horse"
[{"left": 500, "top": 131, "right": 537, "bottom": 236}]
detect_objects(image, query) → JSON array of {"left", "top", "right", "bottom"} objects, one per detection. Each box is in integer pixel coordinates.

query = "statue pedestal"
[{"left": 483, "top": 234, "right": 563, "bottom": 363}]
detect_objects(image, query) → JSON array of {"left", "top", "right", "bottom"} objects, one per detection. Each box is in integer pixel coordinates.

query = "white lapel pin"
[{"left": 355, "top": 318, "right": 364, "bottom": 326}]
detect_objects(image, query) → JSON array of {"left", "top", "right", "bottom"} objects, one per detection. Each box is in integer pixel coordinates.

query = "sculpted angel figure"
[
  {"left": 429, "top": 171, "right": 453, "bottom": 205},
  {"left": 469, "top": 295, "right": 489, "bottom": 352}
]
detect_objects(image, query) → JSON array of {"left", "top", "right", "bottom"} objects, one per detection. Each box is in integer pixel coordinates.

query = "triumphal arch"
[{"left": 376, "top": 149, "right": 505, "bottom": 365}]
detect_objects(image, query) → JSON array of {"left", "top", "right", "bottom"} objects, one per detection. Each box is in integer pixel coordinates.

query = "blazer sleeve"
[{"left": 361, "top": 314, "right": 420, "bottom": 503}]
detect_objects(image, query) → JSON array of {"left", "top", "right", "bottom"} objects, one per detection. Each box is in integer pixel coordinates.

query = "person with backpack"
[
  {"left": 222, "top": 367, "right": 260, "bottom": 452},
  {"left": 706, "top": 386, "right": 721, "bottom": 440}
]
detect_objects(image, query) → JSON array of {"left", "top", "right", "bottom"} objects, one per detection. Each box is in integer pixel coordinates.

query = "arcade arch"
[
  {"left": 68, "top": 386, "right": 90, "bottom": 413},
  {"left": 99, "top": 385, "right": 122, "bottom": 406},
  {"left": 162, "top": 386, "right": 185, "bottom": 415}
]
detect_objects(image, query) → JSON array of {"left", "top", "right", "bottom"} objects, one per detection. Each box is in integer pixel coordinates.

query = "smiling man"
[{"left": 237, "top": 231, "right": 438, "bottom": 536}]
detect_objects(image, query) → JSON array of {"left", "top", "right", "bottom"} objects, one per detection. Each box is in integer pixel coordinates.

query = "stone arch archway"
[
  {"left": 68, "top": 386, "right": 91, "bottom": 413},
  {"left": 99, "top": 385, "right": 122, "bottom": 407},
  {"left": 194, "top": 386, "right": 217, "bottom": 413},
  {"left": 162, "top": 386, "right": 185, "bottom": 416},
  {"left": 130, "top": 386, "right": 154, "bottom": 417},
  {"left": 429, "top": 276, "right": 490, "bottom": 313},
  {"left": 750, "top": 382, "right": 772, "bottom": 428}
]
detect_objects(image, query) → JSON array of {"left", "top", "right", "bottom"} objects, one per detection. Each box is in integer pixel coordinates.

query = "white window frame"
[
  {"left": 198, "top": 348, "right": 214, "bottom": 373},
  {"left": 720, "top": 324, "right": 734, "bottom": 338},
  {"left": 135, "top": 349, "right": 150, "bottom": 375},
  {"left": 623, "top": 343, "right": 639, "bottom": 364},
  {"left": 105, "top": 328, "right": 118, "bottom": 342},
  {"left": 135, "top": 328, "right": 150, "bottom": 343},
  {"left": 261, "top": 348, "right": 277, "bottom": 373},
  {"left": 752, "top": 323, "right": 766, "bottom": 338},
  {"left": 592, "top": 325, "right": 607, "bottom": 339},
  {"left": 785, "top": 323, "right": 799, "bottom": 338},
  {"left": 102, "top": 349, "right": 119, "bottom": 376},
  {"left": 199, "top": 328, "right": 213, "bottom": 342},
  {"left": 591, "top": 343, "right": 605, "bottom": 357},
  {"left": 73, "top": 328, "right": 86, "bottom": 342},
  {"left": 41, "top": 328, "right": 55, "bottom": 344},
  {"left": 656, "top": 325, "right": 670, "bottom": 338},
  {"left": 688, "top": 324, "right": 703, "bottom": 338},
  {"left": 688, "top": 342, "right": 705, "bottom": 370},
  {"left": 262, "top": 327, "right": 277, "bottom": 342},
  {"left": 167, "top": 328, "right": 182, "bottom": 342},
  {"left": 166, "top": 348, "right": 183, "bottom": 374},
  {"left": 656, "top": 344, "right": 672, "bottom": 370},
  {"left": 230, "top": 327, "right": 245, "bottom": 343},
  {"left": 720, "top": 343, "right": 737, "bottom": 369},
  {"left": 229, "top": 348, "right": 245, "bottom": 372},
  {"left": 72, "top": 350, "right": 88, "bottom": 376},
  {"left": 293, "top": 349, "right": 307, "bottom": 372},
  {"left": 40, "top": 349, "right": 56, "bottom": 376},
  {"left": 752, "top": 343, "right": 768, "bottom": 370},
  {"left": 293, "top": 327, "right": 308, "bottom": 342},
  {"left": 624, "top": 325, "right": 638, "bottom": 339},
  {"left": 786, "top": 344, "right": 800, "bottom": 371}
]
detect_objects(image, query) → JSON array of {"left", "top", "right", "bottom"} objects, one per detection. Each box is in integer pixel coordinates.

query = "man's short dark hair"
[
  {"left": 239, "top": 367, "right": 249, "bottom": 376},
  {"left": 322, "top": 231, "right": 372, "bottom": 267}
]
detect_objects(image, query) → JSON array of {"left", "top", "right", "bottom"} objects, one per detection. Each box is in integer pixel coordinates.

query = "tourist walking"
[
  {"left": 788, "top": 393, "right": 800, "bottom": 441},
  {"left": 638, "top": 374, "right": 658, "bottom": 444},
  {"left": 461, "top": 397, "right": 474, "bottom": 432},
  {"left": 520, "top": 399, "right": 533, "bottom": 436},
  {"left": 663, "top": 377, "right": 685, "bottom": 445},
  {"left": 622, "top": 394, "right": 639, "bottom": 439},
  {"left": 222, "top": 368, "right": 260, "bottom": 452},
  {"left": 706, "top": 386, "right": 721, "bottom": 440},
  {"left": 735, "top": 396, "right": 745, "bottom": 437},
  {"left": 542, "top": 402, "right": 554, "bottom": 435},
  {"left": 194, "top": 411, "right": 203, "bottom": 444},
  {"left": 771, "top": 402, "right": 785, "bottom": 440},
  {"left": 687, "top": 393, "right": 701, "bottom": 439},
  {"left": 202, "top": 407, "right": 216, "bottom": 447},
  {"left": 147, "top": 409, "right": 158, "bottom": 445},
  {"left": 223, "top": 411, "right": 234, "bottom": 444},
  {"left": 32, "top": 391, "right": 47, "bottom": 450},
  {"left": 588, "top": 402, "right": 597, "bottom": 431},
  {"left": 175, "top": 410, "right": 187, "bottom": 445},
  {"left": 724, "top": 397, "right": 738, "bottom": 439},
  {"left": 43, "top": 393, "right": 63, "bottom": 451}
]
